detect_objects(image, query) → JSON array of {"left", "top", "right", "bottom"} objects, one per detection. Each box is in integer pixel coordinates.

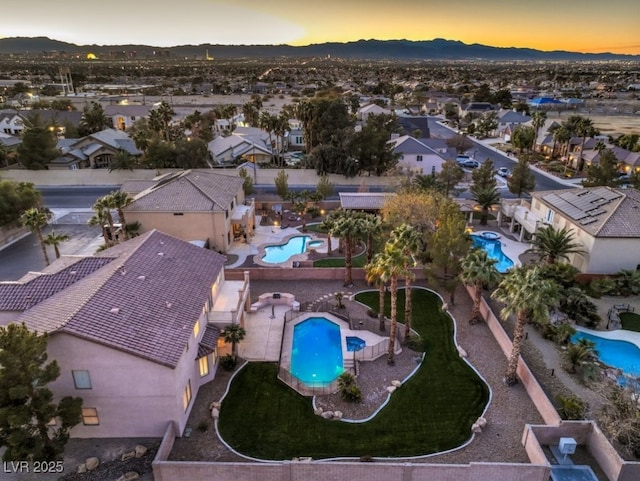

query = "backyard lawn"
[
  {"left": 621, "top": 312, "right": 640, "bottom": 332},
  {"left": 217, "top": 288, "right": 489, "bottom": 459}
]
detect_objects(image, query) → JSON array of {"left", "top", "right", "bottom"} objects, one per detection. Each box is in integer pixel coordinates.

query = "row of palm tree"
[
  {"left": 19, "top": 207, "right": 72, "bottom": 267},
  {"left": 88, "top": 191, "right": 136, "bottom": 247}
]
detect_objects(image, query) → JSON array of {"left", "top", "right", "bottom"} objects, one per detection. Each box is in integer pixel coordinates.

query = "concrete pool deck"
[{"left": 472, "top": 229, "right": 529, "bottom": 268}]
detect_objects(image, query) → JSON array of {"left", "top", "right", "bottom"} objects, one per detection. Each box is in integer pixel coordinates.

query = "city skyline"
[{"left": 2, "top": 0, "right": 639, "bottom": 55}]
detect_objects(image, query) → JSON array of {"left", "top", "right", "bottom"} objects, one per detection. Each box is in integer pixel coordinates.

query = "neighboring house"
[
  {"left": 459, "top": 102, "right": 494, "bottom": 118},
  {"left": 104, "top": 104, "right": 153, "bottom": 131},
  {"left": 396, "top": 114, "right": 431, "bottom": 139},
  {"left": 0, "top": 230, "right": 251, "bottom": 438},
  {"left": 339, "top": 192, "right": 395, "bottom": 212},
  {"left": 0, "top": 131, "right": 21, "bottom": 150},
  {"left": 208, "top": 127, "right": 273, "bottom": 165},
  {"left": 123, "top": 170, "right": 254, "bottom": 253},
  {"left": 49, "top": 128, "right": 142, "bottom": 170},
  {"left": 499, "top": 187, "right": 640, "bottom": 273},
  {"left": 581, "top": 145, "right": 640, "bottom": 174},
  {"left": 495, "top": 110, "right": 531, "bottom": 141},
  {"left": 390, "top": 135, "right": 446, "bottom": 174},
  {"left": 357, "top": 103, "right": 392, "bottom": 122},
  {"left": 288, "top": 119, "right": 305, "bottom": 151},
  {"left": 0, "top": 109, "right": 25, "bottom": 135}
]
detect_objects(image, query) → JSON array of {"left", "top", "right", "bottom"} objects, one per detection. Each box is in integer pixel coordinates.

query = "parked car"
[
  {"left": 497, "top": 167, "right": 511, "bottom": 177},
  {"left": 461, "top": 159, "right": 479, "bottom": 169},
  {"left": 456, "top": 155, "right": 470, "bottom": 165}
]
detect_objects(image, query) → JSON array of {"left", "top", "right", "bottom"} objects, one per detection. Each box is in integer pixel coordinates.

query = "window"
[
  {"left": 225, "top": 210, "right": 229, "bottom": 219},
  {"left": 173, "top": 212, "right": 184, "bottom": 216},
  {"left": 198, "top": 355, "right": 209, "bottom": 377},
  {"left": 193, "top": 320, "right": 200, "bottom": 338},
  {"left": 417, "top": 155, "right": 423, "bottom": 162},
  {"left": 545, "top": 210, "right": 555, "bottom": 224},
  {"left": 182, "top": 380, "right": 192, "bottom": 411},
  {"left": 82, "top": 407, "right": 99, "bottom": 425},
  {"left": 72, "top": 370, "right": 92, "bottom": 389}
]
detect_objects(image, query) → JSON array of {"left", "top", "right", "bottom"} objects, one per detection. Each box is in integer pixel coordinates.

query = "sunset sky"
[{"left": 2, "top": 0, "right": 639, "bottom": 54}]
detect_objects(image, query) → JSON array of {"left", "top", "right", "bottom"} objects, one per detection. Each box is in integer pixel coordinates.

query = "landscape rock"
[
  {"left": 85, "top": 457, "right": 100, "bottom": 471},
  {"left": 321, "top": 411, "right": 334, "bottom": 419},
  {"left": 314, "top": 407, "right": 323, "bottom": 415},
  {"left": 333, "top": 410, "right": 343, "bottom": 419},
  {"left": 121, "top": 450, "right": 136, "bottom": 461},
  {"left": 77, "top": 463, "right": 87, "bottom": 474},
  {"left": 116, "top": 472, "right": 140, "bottom": 481},
  {"left": 211, "top": 407, "right": 220, "bottom": 419},
  {"left": 134, "top": 445, "right": 147, "bottom": 458},
  {"left": 476, "top": 417, "right": 487, "bottom": 428},
  {"left": 209, "top": 401, "right": 221, "bottom": 410},
  {"left": 457, "top": 346, "right": 468, "bottom": 358},
  {"left": 391, "top": 380, "right": 402, "bottom": 388},
  {"left": 386, "top": 386, "right": 397, "bottom": 393},
  {"left": 471, "top": 423, "right": 482, "bottom": 434}
]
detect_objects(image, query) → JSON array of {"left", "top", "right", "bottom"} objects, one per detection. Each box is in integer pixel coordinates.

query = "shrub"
[
  {"left": 540, "top": 263, "right": 579, "bottom": 288},
  {"left": 220, "top": 354, "right": 237, "bottom": 371},
  {"left": 306, "top": 205, "right": 321, "bottom": 218},
  {"left": 553, "top": 323, "right": 576, "bottom": 346},
  {"left": 615, "top": 269, "right": 640, "bottom": 296},
  {"left": 367, "top": 308, "right": 378, "bottom": 318},
  {"left": 556, "top": 394, "right": 587, "bottom": 420},
  {"left": 337, "top": 372, "right": 362, "bottom": 403},
  {"left": 559, "top": 287, "right": 601, "bottom": 328},
  {"left": 587, "top": 277, "right": 617, "bottom": 298},
  {"left": 197, "top": 420, "right": 209, "bottom": 432},
  {"left": 406, "top": 335, "right": 427, "bottom": 352}
]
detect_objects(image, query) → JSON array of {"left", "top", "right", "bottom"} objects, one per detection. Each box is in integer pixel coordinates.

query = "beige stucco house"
[
  {"left": 499, "top": 187, "right": 640, "bottom": 274},
  {"left": 0, "top": 230, "right": 251, "bottom": 438},
  {"left": 123, "top": 170, "right": 255, "bottom": 253}
]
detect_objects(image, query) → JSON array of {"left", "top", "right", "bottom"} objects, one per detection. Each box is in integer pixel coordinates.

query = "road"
[{"left": 39, "top": 185, "right": 119, "bottom": 208}]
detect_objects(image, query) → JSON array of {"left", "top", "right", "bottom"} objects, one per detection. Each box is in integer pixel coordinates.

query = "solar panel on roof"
[
  {"left": 587, "top": 208, "right": 606, "bottom": 217},
  {"left": 599, "top": 189, "right": 622, "bottom": 201},
  {"left": 580, "top": 217, "right": 598, "bottom": 225}
]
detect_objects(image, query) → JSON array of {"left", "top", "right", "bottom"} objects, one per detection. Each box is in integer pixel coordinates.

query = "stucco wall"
[{"left": 587, "top": 237, "right": 640, "bottom": 274}]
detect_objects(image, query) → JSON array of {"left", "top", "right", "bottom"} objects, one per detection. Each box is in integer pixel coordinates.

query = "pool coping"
[
  {"left": 574, "top": 325, "right": 640, "bottom": 350},
  {"left": 253, "top": 232, "right": 326, "bottom": 268},
  {"left": 472, "top": 230, "right": 521, "bottom": 270}
]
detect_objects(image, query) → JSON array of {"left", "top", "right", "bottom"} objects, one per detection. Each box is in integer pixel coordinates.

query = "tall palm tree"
[
  {"left": 390, "top": 224, "right": 422, "bottom": 341},
  {"left": 378, "top": 245, "right": 406, "bottom": 365},
  {"left": 491, "top": 266, "right": 558, "bottom": 385},
  {"left": 221, "top": 324, "right": 246, "bottom": 361},
  {"left": 460, "top": 248, "right": 501, "bottom": 324},
  {"left": 365, "top": 253, "right": 388, "bottom": 331},
  {"left": 471, "top": 187, "right": 501, "bottom": 226},
  {"left": 575, "top": 116, "right": 597, "bottom": 171},
  {"left": 88, "top": 209, "right": 112, "bottom": 247},
  {"left": 531, "top": 111, "right": 547, "bottom": 151},
  {"left": 107, "top": 191, "right": 133, "bottom": 240},
  {"left": 319, "top": 216, "right": 335, "bottom": 255},
  {"left": 552, "top": 124, "right": 571, "bottom": 162},
  {"left": 43, "top": 230, "right": 70, "bottom": 259},
  {"left": 361, "top": 213, "right": 383, "bottom": 264},
  {"left": 20, "top": 207, "right": 52, "bottom": 266},
  {"left": 92, "top": 195, "right": 116, "bottom": 244},
  {"left": 333, "top": 214, "right": 365, "bottom": 287},
  {"left": 527, "top": 225, "right": 585, "bottom": 264}
]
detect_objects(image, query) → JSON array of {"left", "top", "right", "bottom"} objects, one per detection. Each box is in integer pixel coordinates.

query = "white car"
[{"left": 497, "top": 167, "right": 511, "bottom": 177}]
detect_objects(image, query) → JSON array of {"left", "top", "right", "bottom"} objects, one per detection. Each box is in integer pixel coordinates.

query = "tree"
[
  {"left": 511, "top": 125, "right": 536, "bottom": 153},
  {"left": 531, "top": 111, "right": 547, "bottom": 150},
  {"left": 141, "top": 139, "right": 178, "bottom": 169},
  {"left": 88, "top": 210, "right": 111, "bottom": 248},
  {"left": 148, "top": 101, "right": 176, "bottom": 141},
  {"left": 43, "top": 230, "right": 70, "bottom": 259},
  {"left": 471, "top": 158, "right": 497, "bottom": 191},
  {"left": 78, "top": 101, "right": 109, "bottom": 136},
  {"left": 108, "top": 150, "right": 138, "bottom": 172},
  {"left": 0, "top": 323, "right": 82, "bottom": 462},
  {"left": 446, "top": 134, "right": 473, "bottom": 154},
  {"left": 315, "top": 175, "right": 334, "bottom": 200},
  {"left": 0, "top": 180, "right": 41, "bottom": 227},
  {"left": 583, "top": 148, "right": 620, "bottom": 187},
  {"left": 491, "top": 266, "right": 559, "bottom": 385},
  {"left": 460, "top": 248, "right": 500, "bottom": 324},
  {"left": 20, "top": 207, "right": 52, "bottom": 266},
  {"left": 361, "top": 213, "right": 382, "bottom": 264},
  {"left": 274, "top": 170, "right": 289, "bottom": 202},
  {"left": 378, "top": 244, "right": 406, "bottom": 364},
  {"left": 350, "top": 113, "right": 400, "bottom": 176},
  {"left": 17, "top": 127, "right": 59, "bottom": 170},
  {"left": 437, "top": 160, "right": 465, "bottom": 197},
  {"left": 92, "top": 196, "right": 116, "bottom": 245},
  {"left": 221, "top": 324, "right": 246, "bottom": 361},
  {"left": 471, "top": 187, "right": 500, "bottom": 226},
  {"left": 507, "top": 158, "right": 536, "bottom": 198},
  {"left": 107, "top": 191, "right": 133, "bottom": 241},
  {"left": 475, "top": 111, "right": 499, "bottom": 139},
  {"left": 238, "top": 168, "right": 254, "bottom": 196},
  {"left": 174, "top": 138, "right": 210, "bottom": 169},
  {"left": 389, "top": 224, "right": 422, "bottom": 341},
  {"left": 526, "top": 225, "right": 585, "bottom": 265},
  {"left": 565, "top": 339, "right": 597, "bottom": 374},
  {"left": 574, "top": 116, "right": 598, "bottom": 171},
  {"left": 333, "top": 212, "right": 365, "bottom": 287},
  {"left": 365, "top": 254, "right": 387, "bottom": 331}
]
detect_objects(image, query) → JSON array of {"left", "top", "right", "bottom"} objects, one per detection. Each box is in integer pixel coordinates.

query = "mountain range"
[{"left": 0, "top": 36, "right": 638, "bottom": 61}]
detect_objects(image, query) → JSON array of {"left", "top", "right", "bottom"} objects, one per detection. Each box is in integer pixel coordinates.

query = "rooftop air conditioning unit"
[{"left": 559, "top": 437, "right": 577, "bottom": 455}]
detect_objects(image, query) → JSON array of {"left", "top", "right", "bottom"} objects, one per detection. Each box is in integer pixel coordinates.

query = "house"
[
  {"left": 499, "top": 187, "right": 640, "bottom": 273},
  {"left": 207, "top": 128, "right": 273, "bottom": 165},
  {"left": 123, "top": 170, "right": 254, "bottom": 253},
  {"left": 495, "top": 110, "right": 531, "bottom": 141},
  {"left": 357, "top": 103, "right": 392, "bottom": 122},
  {"left": 581, "top": 145, "right": 640, "bottom": 175},
  {"left": 390, "top": 135, "right": 447, "bottom": 174},
  {"left": 104, "top": 104, "right": 153, "bottom": 131},
  {"left": 459, "top": 102, "right": 494, "bottom": 119},
  {"left": 0, "top": 230, "right": 252, "bottom": 437},
  {"left": 0, "top": 109, "right": 25, "bottom": 135},
  {"left": 49, "top": 129, "right": 142, "bottom": 170},
  {"left": 396, "top": 114, "right": 431, "bottom": 139}
]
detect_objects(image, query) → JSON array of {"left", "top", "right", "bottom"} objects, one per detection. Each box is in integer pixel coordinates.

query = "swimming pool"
[
  {"left": 291, "top": 317, "right": 344, "bottom": 386},
  {"left": 262, "top": 235, "right": 320, "bottom": 264},
  {"left": 470, "top": 234, "right": 514, "bottom": 273},
  {"left": 572, "top": 331, "right": 640, "bottom": 378}
]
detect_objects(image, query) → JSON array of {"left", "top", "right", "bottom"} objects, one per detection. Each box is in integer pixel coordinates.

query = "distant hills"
[{"left": 0, "top": 36, "right": 638, "bottom": 61}]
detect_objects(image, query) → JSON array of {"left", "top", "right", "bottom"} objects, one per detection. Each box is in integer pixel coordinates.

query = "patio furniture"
[{"left": 613, "top": 303, "right": 634, "bottom": 312}]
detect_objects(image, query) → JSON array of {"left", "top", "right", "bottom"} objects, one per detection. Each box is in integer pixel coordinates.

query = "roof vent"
[
  {"left": 165, "top": 301, "right": 173, "bottom": 309},
  {"left": 109, "top": 308, "right": 120, "bottom": 314},
  {"left": 69, "top": 270, "right": 77, "bottom": 275},
  {"left": 157, "top": 252, "right": 164, "bottom": 256},
  {"left": 120, "top": 269, "right": 127, "bottom": 276},
  {"left": 137, "top": 275, "right": 146, "bottom": 280}
]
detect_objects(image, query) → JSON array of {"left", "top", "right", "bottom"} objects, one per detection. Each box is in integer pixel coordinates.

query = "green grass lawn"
[
  {"left": 621, "top": 311, "right": 640, "bottom": 332},
  {"left": 313, "top": 250, "right": 366, "bottom": 268},
  {"left": 217, "top": 288, "right": 489, "bottom": 460}
]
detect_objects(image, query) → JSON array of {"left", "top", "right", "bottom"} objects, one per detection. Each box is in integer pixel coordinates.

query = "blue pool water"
[
  {"left": 471, "top": 234, "right": 514, "bottom": 273},
  {"left": 572, "top": 331, "right": 640, "bottom": 378},
  {"left": 263, "top": 235, "right": 315, "bottom": 263},
  {"left": 291, "top": 317, "right": 344, "bottom": 385},
  {"left": 346, "top": 336, "right": 366, "bottom": 352}
]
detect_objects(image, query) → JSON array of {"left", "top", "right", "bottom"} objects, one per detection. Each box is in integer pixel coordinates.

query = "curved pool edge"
[{"left": 253, "top": 232, "right": 322, "bottom": 268}]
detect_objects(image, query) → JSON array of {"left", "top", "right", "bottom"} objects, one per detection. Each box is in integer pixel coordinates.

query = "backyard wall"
[
  {"left": 0, "top": 223, "right": 28, "bottom": 249},
  {"left": 226, "top": 267, "right": 426, "bottom": 282}
]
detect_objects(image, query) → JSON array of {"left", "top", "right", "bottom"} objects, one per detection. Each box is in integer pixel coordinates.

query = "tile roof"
[
  {"left": 16, "top": 230, "right": 227, "bottom": 368},
  {"left": 197, "top": 325, "right": 220, "bottom": 358},
  {"left": 339, "top": 192, "right": 395, "bottom": 210},
  {"left": 390, "top": 135, "right": 438, "bottom": 155},
  {"left": 125, "top": 170, "right": 244, "bottom": 213}
]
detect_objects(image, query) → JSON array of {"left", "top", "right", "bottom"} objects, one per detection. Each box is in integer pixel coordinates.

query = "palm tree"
[
  {"left": 460, "top": 248, "right": 500, "bottom": 324},
  {"left": 390, "top": 224, "right": 422, "bottom": 341},
  {"left": 88, "top": 209, "right": 112, "bottom": 247},
  {"left": 333, "top": 214, "right": 365, "bottom": 287},
  {"left": 575, "top": 116, "right": 597, "bottom": 171},
  {"left": 552, "top": 124, "right": 571, "bottom": 162},
  {"left": 221, "top": 324, "right": 246, "bottom": 361},
  {"left": 361, "top": 213, "right": 383, "bottom": 264},
  {"left": 92, "top": 195, "right": 116, "bottom": 244},
  {"left": 365, "top": 253, "right": 388, "bottom": 332},
  {"left": 471, "top": 188, "right": 501, "bottom": 226},
  {"left": 531, "top": 111, "right": 547, "bottom": 151},
  {"left": 378, "top": 245, "right": 405, "bottom": 365},
  {"left": 491, "top": 266, "right": 559, "bottom": 385},
  {"left": 43, "top": 230, "right": 70, "bottom": 259},
  {"left": 565, "top": 339, "right": 597, "bottom": 374},
  {"left": 107, "top": 191, "right": 133, "bottom": 240},
  {"left": 319, "top": 216, "right": 335, "bottom": 255},
  {"left": 20, "top": 207, "right": 52, "bottom": 266},
  {"left": 527, "top": 225, "right": 585, "bottom": 264}
]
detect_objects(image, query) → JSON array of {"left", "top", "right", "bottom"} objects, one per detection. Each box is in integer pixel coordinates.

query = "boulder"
[
  {"left": 471, "top": 423, "right": 482, "bottom": 434},
  {"left": 121, "top": 450, "right": 136, "bottom": 461},
  {"left": 457, "top": 346, "right": 468, "bottom": 358},
  {"left": 386, "top": 386, "right": 397, "bottom": 394},
  {"left": 116, "top": 473, "right": 140, "bottom": 481},
  {"left": 476, "top": 417, "right": 487, "bottom": 428},
  {"left": 211, "top": 407, "right": 220, "bottom": 419},
  {"left": 391, "top": 380, "right": 402, "bottom": 388},
  {"left": 76, "top": 464, "right": 87, "bottom": 474},
  {"left": 333, "top": 411, "right": 343, "bottom": 419},
  {"left": 321, "top": 411, "right": 334, "bottom": 419},
  {"left": 85, "top": 457, "right": 100, "bottom": 471},
  {"left": 314, "top": 407, "right": 323, "bottom": 416},
  {"left": 134, "top": 445, "right": 147, "bottom": 458}
]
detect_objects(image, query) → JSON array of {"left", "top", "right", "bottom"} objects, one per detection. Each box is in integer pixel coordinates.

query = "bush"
[
  {"left": 306, "top": 205, "right": 321, "bottom": 218},
  {"left": 220, "top": 354, "right": 237, "bottom": 371},
  {"left": 197, "top": 420, "right": 209, "bottom": 432},
  {"left": 556, "top": 394, "right": 587, "bottom": 420},
  {"left": 406, "top": 335, "right": 427, "bottom": 352},
  {"left": 337, "top": 372, "right": 362, "bottom": 403},
  {"left": 367, "top": 309, "right": 378, "bottom": 318},
  {"left": 559, "top": 287, "right": 601, "bottom": 328},
  {"left": 540, "top": 263, "right": 579, "bottom": 289},
  {"left": 587, "top": 277, "right": 617, "bottom": 298},
  {"left": 615, "top": 269, "right": 640, "bottom": 296}
]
